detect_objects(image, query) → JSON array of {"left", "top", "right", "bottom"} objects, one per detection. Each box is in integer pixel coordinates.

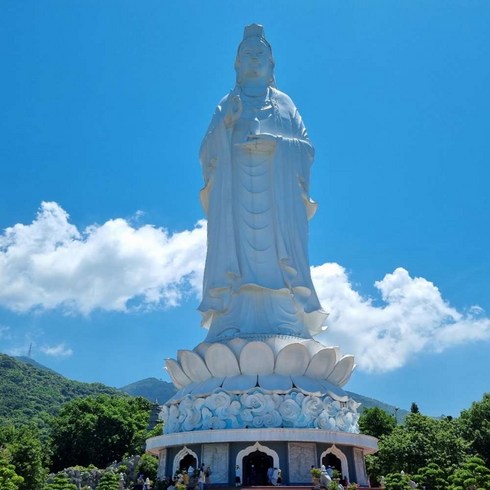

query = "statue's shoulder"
[{"left": 270, "top": 87, "right": 297, "bottom": 111}]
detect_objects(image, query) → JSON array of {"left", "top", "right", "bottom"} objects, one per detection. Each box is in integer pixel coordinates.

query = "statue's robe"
[{"left": 199, "top": 87, "right": 326, "bottom": 341}]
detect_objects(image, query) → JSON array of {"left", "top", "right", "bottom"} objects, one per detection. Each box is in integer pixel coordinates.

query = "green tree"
[
  {"left": 97, "top": 470, "right": 120, "bottom": 490},
  {"left": 50, "top": 394, "right": 152, "bottom": 471},
  {"left": 358, "top": 407, "right": 397, "bottom": 439},
  {"left": 414, "top": 462, "right": 449, "bottom": 490},
  {"left": 0, "top": 425, "right": 48, "bottom": 490},
  {"left": 383, "top": 472, "right": 412, "bottom": 490},
  {"left": 410, "top": 402, "right": 420, "bottom": 414},
  {"left": 448, "top": 456, "right": 490, "bottom": 490},
  {"left": 137, "top": 454, "right": 158, "bottom": 482},
  {"left": 0, "top": 449, "right": 24, "bottom": 490},
  {"left": 146, "top": 422, "right": 164, "bottom": 439},
  {"left": 459, "top": 393, "right": 490, "bottom": 466},
  {"left": 368, "top": 413, "right": 468, "bottom": 482},
  {"left": 45, "top": 473, "right": 78, "bottom": 490}
]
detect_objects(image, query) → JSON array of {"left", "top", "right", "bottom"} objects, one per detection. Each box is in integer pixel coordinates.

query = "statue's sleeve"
[
  {"left": 276, "top": 96, "right": 317, "bottom": 220},
  {"left": 200, "top": 103, "right": 224, "bottom": 185},
  {"left": 199, "top": 95, "right": 231, "bottom": 214},
  {"left": 291, "top": 106, "right": 315, "bottom": 165}
]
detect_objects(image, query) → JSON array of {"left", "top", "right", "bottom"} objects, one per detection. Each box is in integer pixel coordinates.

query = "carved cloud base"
[{"left": 161, "top": 386, "right": 360, "bottom": 433}]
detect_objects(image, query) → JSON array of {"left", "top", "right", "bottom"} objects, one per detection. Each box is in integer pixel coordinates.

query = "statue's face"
[{"left": 236, "top": 37, "right": 273, "bottom": 82}]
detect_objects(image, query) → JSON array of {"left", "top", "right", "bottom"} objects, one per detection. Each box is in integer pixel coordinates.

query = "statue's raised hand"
[{"left": 224, "top": 95, "right": 243, "bottom": 128}]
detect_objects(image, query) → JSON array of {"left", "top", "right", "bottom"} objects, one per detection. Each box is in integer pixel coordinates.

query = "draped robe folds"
[{"left": 199, "top": 87, "right": 327, "bottom": 341}]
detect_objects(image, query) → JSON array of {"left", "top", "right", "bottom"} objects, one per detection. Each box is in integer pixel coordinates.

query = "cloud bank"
[
  {"left": 312, "top": 264, "right": 490, "bottom": 372},
  {"left": 0, "top": 202, "right": 206, "bottom": 315},
  {"left": 39, "top": 343, "right": 74, "bottom": 358},
  {"left": 1, "top": 202, "right": 489, "bottom": 372},
  {"left": 5, "top": 341, "right": 74, "bottom": 359}
]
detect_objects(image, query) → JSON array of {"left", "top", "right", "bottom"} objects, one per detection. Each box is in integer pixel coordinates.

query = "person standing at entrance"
[
  {"left": 250, "top": 465, "right": 257, "bottom": 486},
  {"left": 235, "top": 465, "right": 241, "bottom": 487},
  {"left": 198, "top": 465, "right": 206, "bottom": 490},
  {"left": 271, "top": 468, "right": 278, "bottom": 486},
  {"left": 267, "top": 466, "right": 273, "bottom": 485}
]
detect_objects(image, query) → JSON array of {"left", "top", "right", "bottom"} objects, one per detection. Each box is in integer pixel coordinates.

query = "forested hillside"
[{"left": 0, "top": 354, "right": 121, "bottom": 427}]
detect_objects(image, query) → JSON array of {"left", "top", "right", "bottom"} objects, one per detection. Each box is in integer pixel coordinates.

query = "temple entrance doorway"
[
  {"left": 243, "top": 450, "right": 273, "bottom": 486},
  {"left": 321, "top": 453, "right": 341, "bottom": 477},
  {"left": 180, "top": 453, "right": 197, "bottom": 472}
]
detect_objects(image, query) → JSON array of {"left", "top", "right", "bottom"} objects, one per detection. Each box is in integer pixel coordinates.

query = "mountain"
[
  {"left": 120, "top": 377, "right": 177, "bottom": 404},
  {"left": 2, "top": 354, "right": 407, "bottom": 430},
  {"left": 0, "top": 354, "right": 122, "bottom": 427},
  {"left": 345, "top": 390, "right": 408, "bottom": 422},
  {"left": 14, "top": 355, "right": 58, "bottom": 373}
]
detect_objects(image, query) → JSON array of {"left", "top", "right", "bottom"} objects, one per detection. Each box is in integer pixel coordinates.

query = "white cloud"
[
  {"left": 39, "top": 343, "right": 73, "bottom": 358},
  {"left": 312, "top": 263, "right": 490, "bottom": 372},
  {"left": 0, "top": 325, "right": 11, "bottom": 340},
  {"left": 0, "top": 202, "right": 206, "bottom": 314},
  {"left": 2, "top": 202, "right": 490, "bottom": 373},
  {"left": 5, "top": 345, "right": 30, "bottom": 357}
]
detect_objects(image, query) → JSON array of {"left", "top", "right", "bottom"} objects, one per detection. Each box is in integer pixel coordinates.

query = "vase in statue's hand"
[{"left": 236, "top": 133, "right": 278, "bottom": 153}]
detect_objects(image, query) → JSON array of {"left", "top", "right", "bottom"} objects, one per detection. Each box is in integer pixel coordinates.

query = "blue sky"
[{"left": 1, "top": 1, "right": 489, "bottom": 418}]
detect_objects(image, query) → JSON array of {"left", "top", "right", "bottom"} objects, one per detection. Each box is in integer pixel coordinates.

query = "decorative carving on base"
[
  {"left": 288, "top": 442, "right": 316, "bottom": 483},
  {"left": 160, "top": 387, "right": 360, "bottom": 434},
  {"left": 202, "top": 443, "right": 229, "bottom": 484}
]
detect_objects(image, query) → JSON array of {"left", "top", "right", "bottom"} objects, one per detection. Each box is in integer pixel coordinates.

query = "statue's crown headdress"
[
  {"left": 243, "top": 24, "right": 266, "bottom": 41},
  {"left": 238, "top": 23, "right": 273, "bottom": 55}
]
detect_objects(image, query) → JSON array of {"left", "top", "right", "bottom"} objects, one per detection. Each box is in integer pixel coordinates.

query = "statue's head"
[{"left": 235, "top": 24, "right": 275, "bottom": 87}]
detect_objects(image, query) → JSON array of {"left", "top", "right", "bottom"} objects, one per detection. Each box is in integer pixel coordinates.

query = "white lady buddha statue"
[{"left": 198, "top": 24, "right": 326, "bottom": 342}]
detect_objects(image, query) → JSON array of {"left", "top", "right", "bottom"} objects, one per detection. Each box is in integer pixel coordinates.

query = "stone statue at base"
[{"left": 199, "top": 24, "right": 326, "bottom": 342}]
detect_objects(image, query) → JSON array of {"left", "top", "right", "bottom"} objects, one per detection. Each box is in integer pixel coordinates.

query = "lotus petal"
[
  {"left": 303, "top": 339, "right": 325, "bottom": 356},
  {"left": 189, "top": 377, "right": 225, "bottom": 397},
  {"left": 166, "top": 382, "right": 196, "bottom": 404},
  {"left": 205, "top": 343, "right": 240, "bottom": 377},
  {"left": 336, "top": 362, "right": 356, "bottom": 387},
  {"left": 222, "top": 374, "right": 258, "bottom": 393},
  {"left": 317, "top": 379, "right": 349, "bottom": 401},
  {"left": 327, "top": 355, "right": 355, "bottom": 387},
  {"left": 264, "top": 336, "right": 296, "bottom": 355},
  {"left": 239, "top": 341, "right": 274, "bottom": 375},
  {"left": 305, "top": 347, "right": 338, "bottom": 379},
  {"left": 166, "top": 359, "right": 192, "bottom": 389},
  {"left": 226, "top": 337, "right": 248, "bottom": 357},
  {"left": 274, "top": 343, "right": 309, "bottom": 375},
  {"left": 194, "top": 342, "right": 211, "bottom": 358},
  {"left": 179, "top": 350, "right": 212, "bottom": 382},
  {"left": 258, "top": 374, "right": 293, "bottom": 392},
  {"left": 291, "top": 375, "right": 324, "bottom": 395}
]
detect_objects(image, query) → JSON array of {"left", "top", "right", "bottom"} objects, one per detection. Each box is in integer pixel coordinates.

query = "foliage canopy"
[
  {"left": 359, "top": 406, "right": 397, "bottom": 439},
  {"left": 50, "top": 394, "right": 152, "bottom": 471}
]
